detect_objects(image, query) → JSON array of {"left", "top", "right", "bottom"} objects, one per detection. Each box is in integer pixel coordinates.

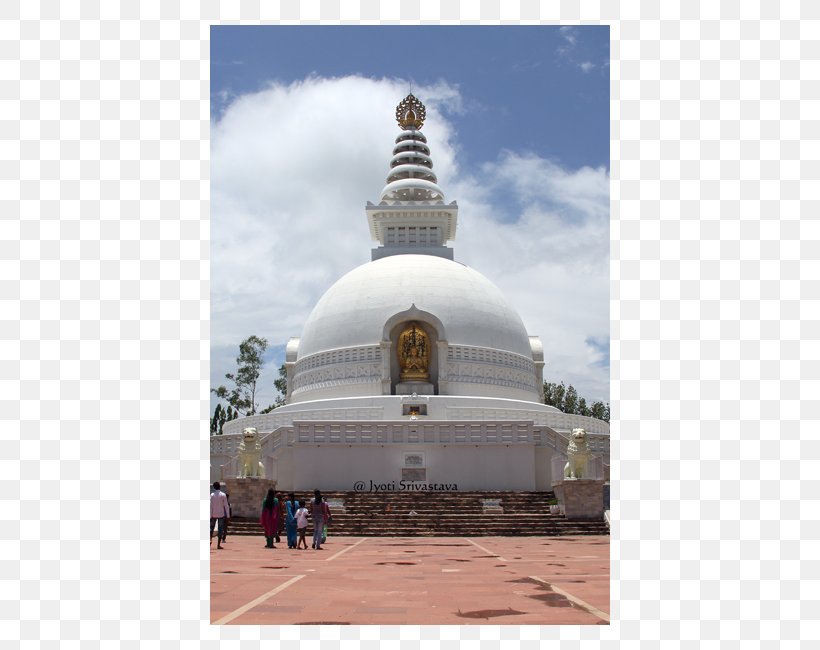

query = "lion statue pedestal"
[
  {"left": 552, "top": 479, "right": 605, "bottom": 520},
  {"left": 222, "top": 477, "right": 278, "bottom": 519},
  {"left": 552, "top": 428, "right": 605, "bottom": 521},
  {"left": 220, "top": 427, "right": 276, "bottom": 519}
]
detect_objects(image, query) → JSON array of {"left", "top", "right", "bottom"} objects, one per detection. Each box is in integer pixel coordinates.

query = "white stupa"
[{"left": 210, "top": 94, "right": 610, "bottom": 491}]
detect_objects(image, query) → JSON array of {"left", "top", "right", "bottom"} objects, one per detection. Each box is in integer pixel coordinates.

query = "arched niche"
[{"left": 382, "top": 304, "right": 447, "bottom": 395}]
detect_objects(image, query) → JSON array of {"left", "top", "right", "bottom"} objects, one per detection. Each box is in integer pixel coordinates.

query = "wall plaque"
[{"left": 401, "top": 468, "right": 426, "bottom": 481}]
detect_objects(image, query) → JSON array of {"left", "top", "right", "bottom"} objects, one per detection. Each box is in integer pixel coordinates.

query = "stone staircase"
[{"left": 223, "top": 491, "right": 609, "bottom": 537}]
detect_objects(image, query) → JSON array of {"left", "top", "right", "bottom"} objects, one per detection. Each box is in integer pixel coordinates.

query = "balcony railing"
[
  {"left": 292, "top": 420, "right": 534, "bottom": 445},
  {"left": 211, "top": 421, "right": 610, "bottom": 456}
]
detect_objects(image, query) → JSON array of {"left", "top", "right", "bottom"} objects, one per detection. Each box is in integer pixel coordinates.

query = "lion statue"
[
  {"left": 237, "top": 427, "right": 265, "bottom": 479},
  {"left": 564, "top": 428, "right": 590, "bottom": 480}
]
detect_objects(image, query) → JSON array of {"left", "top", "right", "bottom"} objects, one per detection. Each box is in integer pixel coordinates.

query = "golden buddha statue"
[{"left": 398, "top": 322, "right": 430, "bottom": 382}]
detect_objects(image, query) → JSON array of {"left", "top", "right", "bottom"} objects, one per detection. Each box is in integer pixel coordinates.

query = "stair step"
[{"left": 220, "top": 490, "right": 608, "bottom": 537}]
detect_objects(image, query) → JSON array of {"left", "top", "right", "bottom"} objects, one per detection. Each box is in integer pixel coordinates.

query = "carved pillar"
[
  {"left": 436, "top": 339, "right": 449, "bottom": 395},
  {"left": 533, "top": 360, "right": 545, "bottom": 396},
  {"left": 284, "top": 362, "right": 296, "bottom": 402},
  {"left": 530, "top": 335, "right": 545, "bottom": 398},
  {"left": 285, "top": 337, "right": 299, "bottom": 403},
  {"left": 379, "top": 339, "right": 392, "bottom": 394}
]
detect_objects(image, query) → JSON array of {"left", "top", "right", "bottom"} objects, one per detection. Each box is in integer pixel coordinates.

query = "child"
[{"left": 295, "top": 500, "right": 309, "bottom": 550}]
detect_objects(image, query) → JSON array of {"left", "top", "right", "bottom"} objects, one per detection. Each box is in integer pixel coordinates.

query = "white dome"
[{"left": 298, "top": 255, "right": 532, "bottom": 359}]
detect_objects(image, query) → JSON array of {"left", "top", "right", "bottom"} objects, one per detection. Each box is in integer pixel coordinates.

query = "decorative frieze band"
[
  {"left": 444, "top": 363, "right": 539, "bottom": 393},
  {"left": 292, "top": 343, "right": 541, "bottom": 396},
  {"left": 295, "top": 345, "right": 382, "bottom": 371},
  {"left": 292, "top": 345, "right": 385, "bottom": 394},
  {"left": 291, "top": 362, "right": 383, "bottom": 392},
  {"left": 447, "top": 345, "right": 535, "bottom": 373}
]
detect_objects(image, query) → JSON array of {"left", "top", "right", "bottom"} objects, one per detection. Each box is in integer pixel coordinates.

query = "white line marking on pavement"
[
  {"left": 213, "top": 575, "right": 305, "bottom": 625},
  {"left": 463, "top": 538, "right": 507, "bottom": 562},
  {"left": 528, "top": 576, "right": 610, "bottom": 622},
  {"left": 325, "top": 537, "right": 368, "bottom": 561},
  {"left": 214, "top": 573, "right": 303, "bottom": 577}
]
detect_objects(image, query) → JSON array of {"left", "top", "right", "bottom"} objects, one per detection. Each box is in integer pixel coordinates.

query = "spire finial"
[{"left": 396, "top": 93, "right": 426, "bottom": 130}]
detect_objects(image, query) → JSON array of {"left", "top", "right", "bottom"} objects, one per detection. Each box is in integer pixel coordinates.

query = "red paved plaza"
[{"left": 211, "top": 534, "right": 610, "bottom": 625}]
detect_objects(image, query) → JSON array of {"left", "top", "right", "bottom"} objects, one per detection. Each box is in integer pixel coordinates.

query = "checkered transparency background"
[{"left": 1, "top": 0, "right": 817, "bottom": 647}]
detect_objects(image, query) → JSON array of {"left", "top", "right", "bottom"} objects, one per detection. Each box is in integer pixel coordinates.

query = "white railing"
[
  {"left": 533, "top": 427, "right": 609, "bottom": 456},
  {"left": 221, "top": 407, "right": 386, "bottom": 436},
  {"left": 217, "top": 427, "right": 293, "bottom": 480},
  {"left": 551, "top": 454, "right": 565, "bottom": 482},
  {"left": 210, "top": 433, "right": 244, "bottom": 456},
  {"left": 213, "top": 422, "right": 610, "bottom": 463},
  {"left": 587, "top": 455, "right": 606, "bottom": 480},
  {"left": 551, "top": 453, "right": 607, "bottom": 482},
  {"left": 445, "top": 408, "right": 609, "bottom": 435},
  {"left": 545, "top": 412, "right": 610, "bottom": 435},
  {"left": 292, "top": 420, "right": 533, "bottom": 445},
  {"left": 535, "top": 427, "right": 562, "bottom": 452},
  {"left": 213, "top": 421, "right": 610, "bottom": 480},
  {"left": 221, "top": 407, "right": 610, "bottom": 438}
]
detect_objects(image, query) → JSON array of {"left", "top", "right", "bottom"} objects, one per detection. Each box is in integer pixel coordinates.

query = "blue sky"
[
  {"left": 210, "top": 26, "right": 610, "bottom": 410},
  {"left": 211, "top": 26, "right": 610, "bottom": 172}
]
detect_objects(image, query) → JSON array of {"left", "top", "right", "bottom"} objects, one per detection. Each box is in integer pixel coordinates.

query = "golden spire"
[{"left": 396, "top": 93, "right": 426, "bottom": 130}]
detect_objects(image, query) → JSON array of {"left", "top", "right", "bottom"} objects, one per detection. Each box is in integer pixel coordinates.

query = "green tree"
[
  {"left": 590, "top": 400, "right": 607, "bottom": 421},
  {"left": 543, "top": 382, "right": 555, "bottom": 407},
  {"left": 210, "top": 403, "right": 223, "bottom": 435},
  {"left": 274, "top": 363, "right": 287, "bottom": 406},
  {"left": 211, "top": 335, "right": 269, "bottom": 416},
  {"left": 549, "top": 382, "right": 567, "bottom": 410},
  {"left": 543, "top": 381, "right": 561, "bottom": 409},
  {"left": 563, "top": 384, "right": 578, "bottom": 415},
  {"left": 542, "top": 381, "right": 610, "bottom": 423},
  {"left": 259, "top": 364, "right": 288, "bottom": 414}
]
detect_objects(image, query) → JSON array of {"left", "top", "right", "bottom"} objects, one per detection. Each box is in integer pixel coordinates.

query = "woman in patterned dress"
[{"left": 260, "top": 489, "right": 279, "bottom": 549}]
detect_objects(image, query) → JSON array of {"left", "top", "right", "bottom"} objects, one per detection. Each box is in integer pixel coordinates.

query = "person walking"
[
  {"left": 210, "top": 482, "right": 230, "bottom": 550},
  {"left": 260, "top": 489, "right": 280, "bottom": 549},
  {"left": 309, "top": 489, "right": 329, "bottom": 550},
  {"left": 284, "top": 493, "right": 299, "bottom": 549},
  {"left": 322, "top": 500, "right": 332, "bottom": 545},
  {"left": 295, "top": 500, "right": 309, "bottom": 549},
  {"left": 277, "top": 495, "right": 286, "bottom": 543},
  {"left": 220, "top": 493, "right": 232, "bottom": 545}
]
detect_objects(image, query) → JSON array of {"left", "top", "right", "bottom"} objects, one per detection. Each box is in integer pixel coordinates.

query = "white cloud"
[
  {"left": 559, "top": 26, "right": 577, "bottom": 46},
  {"left": 453, "top": 154, "right": 610, "bottom": 403},
  {"left": 556, "top": 28, "right": 606, "bottom": 75},
  {"left": 211, "top": 75, "right": 610, "bottom": 408}
]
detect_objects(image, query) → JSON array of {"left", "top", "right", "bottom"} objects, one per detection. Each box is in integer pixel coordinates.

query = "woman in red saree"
[{"left": 260, "top": 489, "right": 279, "bottom": 548}]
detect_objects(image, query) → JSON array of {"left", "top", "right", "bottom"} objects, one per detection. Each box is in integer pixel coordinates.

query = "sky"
[{"left": 210, "top": 25, "right": 610, "bottom": 412}]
